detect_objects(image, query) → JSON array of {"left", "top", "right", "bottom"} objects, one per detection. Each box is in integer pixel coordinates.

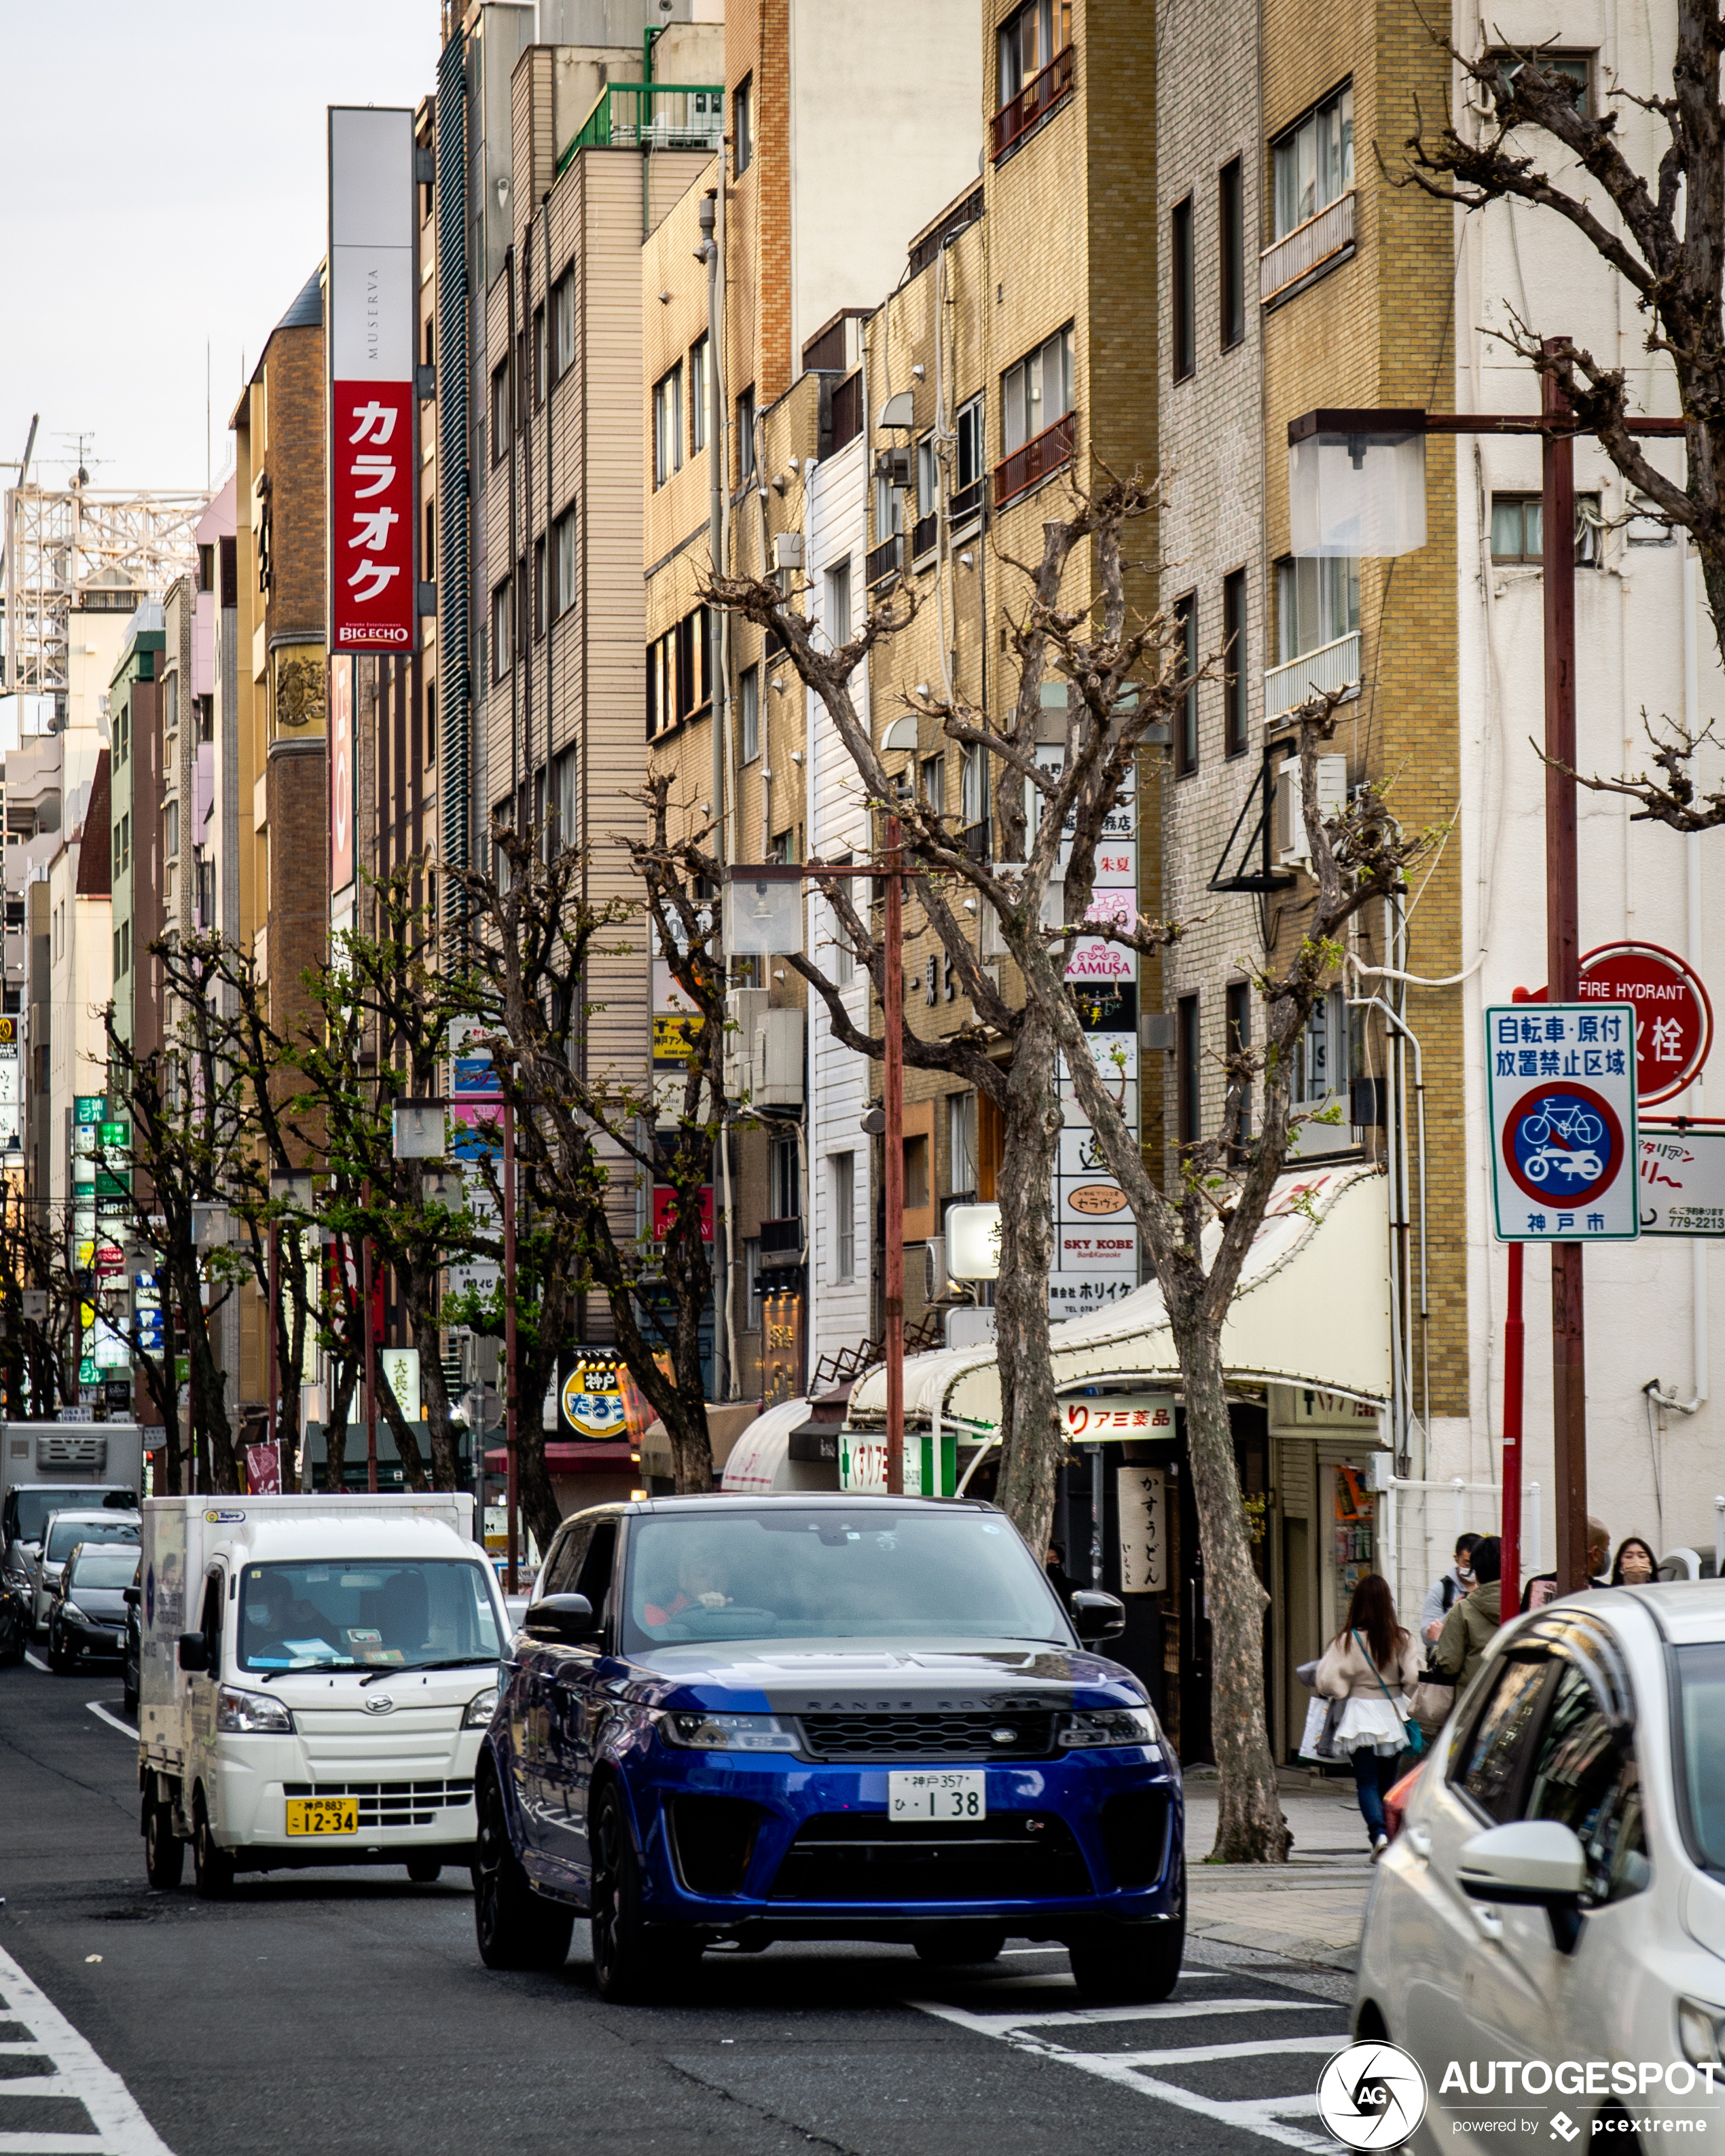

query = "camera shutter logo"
[{"left": 1316, "top": 2041, "right": 1428, "bottom": 2149}]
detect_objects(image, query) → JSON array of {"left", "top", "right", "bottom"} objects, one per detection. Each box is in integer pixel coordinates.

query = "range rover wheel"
[
  {"left": 192, "top": 1791, "right": 235, "bottom": 1901},
  {"left": 1068, "top": 1859, "right": 1185, "bottom": 2003},
  {"left": 471, "top": 1766, "right": 573, "bottom": 1971},
  {"left": 405, "top": 1854, "right": 442, "bottom": 1885},
  {"left": 589, "top": 1784, "right": 700, "bottom": 2005},
  {"left": 143, "top": 1793, "right": 183, "bottom": 1890},
  {"left": 914, "top": 1925, "right": 1008, "bottom": 1966}
]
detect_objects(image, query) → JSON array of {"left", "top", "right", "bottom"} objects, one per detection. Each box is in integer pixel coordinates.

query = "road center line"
[
  {"left": 84, "top": 1704, "right": 137, "bottom": 1741},
  {"left": 0, "top": 1941, "right": 175, "bottom": 2154}
]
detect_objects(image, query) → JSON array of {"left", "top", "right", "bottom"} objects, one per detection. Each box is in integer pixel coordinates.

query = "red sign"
[
  {"left": 651, "top": 1185, "right": 714, "bottom": 1242},
  {"left": 1523, "top": 942, "right": 1712, "bottom": 1106},
  {"left": 330, "top": 382, "right": 415, "bottom": 649},
  {"left": 244, "top": 1443, "right": 282, "bottom": 1495}
]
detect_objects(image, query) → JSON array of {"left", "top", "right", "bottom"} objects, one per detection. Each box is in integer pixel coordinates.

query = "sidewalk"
[{"left": 1181, "top": 1767, "right": 1375, "bottom": 1971}]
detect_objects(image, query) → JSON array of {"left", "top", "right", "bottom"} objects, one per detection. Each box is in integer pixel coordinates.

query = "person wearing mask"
[
  {"left": 1045, "top": 1542, "right": 1076, "bottom": 1607},
  {"left": 1419, "top": 1533, "right": 1481, "bottom": 1647},
  {"left": 1520, "top": 1516, "right": 1611, "bottom": 1611},
  {"left": 1315, "top": 1573, "right": 1421, "bottom": 1857},
  {"left": 1610, "top": 1536, "right": 1659, "bottom": 1586},
  {"left": 1434, "top": 1535, "right": 1504, "bottom": 1690}
]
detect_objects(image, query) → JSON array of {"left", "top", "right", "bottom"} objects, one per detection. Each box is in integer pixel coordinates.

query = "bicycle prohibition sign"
[{"left": 1501, "top": 1081, "right": 1625, "bottom": 1208}]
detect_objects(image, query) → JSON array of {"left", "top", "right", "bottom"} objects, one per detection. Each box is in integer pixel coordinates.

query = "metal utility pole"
[
  {"left": 502, "top": 1097, "right": 520, "bottom": 1592},
  {"left": 882, "top": 817, "right": 906, "bottom": 1495}
]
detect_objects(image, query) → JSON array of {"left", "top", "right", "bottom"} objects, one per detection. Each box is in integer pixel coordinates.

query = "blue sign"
[{"left": 1487, "top": 1004, "right": 1639, "bottom": 1242}]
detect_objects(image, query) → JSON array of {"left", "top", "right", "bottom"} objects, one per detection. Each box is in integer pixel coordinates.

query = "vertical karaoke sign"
[{"left": 327, "top": 107, "right": 417, "bottom": 655}]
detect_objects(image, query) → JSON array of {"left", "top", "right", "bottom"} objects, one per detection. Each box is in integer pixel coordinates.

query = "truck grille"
[
  {"left": 797, "top": 1711, "right": 1057, "bottom": 1762},
  {"left": 282, "top": 1779, "right": 475, "bottom": 1829},
  {"left": 769, "top": 1812, "right": 1093, "bottom": 1903}
]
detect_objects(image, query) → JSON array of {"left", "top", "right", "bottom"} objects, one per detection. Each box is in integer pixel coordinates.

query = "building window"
[
  {"left": 553, "top": 505, "right": 577, "bottom": 617},
  {"left": 1486, "top": 48, "right": 1591, "bottom": 115},
  {"left": 831, "top": 1152, "right": 856, "bottom": 1281},
  {"left": 920, "top": 754, "right": 945, "bottom": 816},
  {"left": 1276, "top": 555, "right": 1358, "bottom": 661},
  {"left": 1273, "top": 82, "right": 1353, "bottom": 240},
  {"left": 1002, "top": 325, "right": 1072, "bottom": 455},
  {"left": 490, "top": 357, "right": 511, "bottom": 460},
  {"left": 769, "top": 1135, "right": 799, "bottom": 1222},
  {"left": 423, "top": 500, "right": 435, "bottom": 581},
  {"left": 426, "top": 682, "right": 437, "bottom": 765},
  {"left": 739, "top": 663, "right": 760, "bottom": 763},
  {"left": 114, "top": 921, "right": 130, "bottom": 979},
  {"left": 1174, "top": 591, "right": 1198, "bottom": 775},
  {"left": 826, "top": 559, "right": 852, "bottom": 646},
  {"left": 115, "top": 708, "right": 129, "bottom": 766},
  {"left": 733, "top": 74, "right": 753, "bottom": 175},
  {"left": 1176, "top": 994, "right": 1199, "bottom": 1147},
  {"left": 491, "top": 577, "right": 513, "bottom": 680},
  {"left": 1170, "top": 196, "right": 1194, "bottom": 382},
  {"left": 114, "top": 814, "right": 130, "bottom": 874},
  {"left": 1295, "top": 989, "right": 1343, "bottom": 1103},
  {"left": 954, "top": 397, "right": 984, "bottom": 520},
  {"left": 832, "top": 881, "right": 856, "bottom": 985},
  {"left": 1489, "top": 491, "right": 1603, "bottom": 567},
  {"left": 164, "top": 799, "right": 179, "bottom": 858},
  {"left": 532, "top": 306, "right": 546, "bottom": 405},
  {"left": 1222, "top": 566, "right": 1248, "bottom": 756},
  {"left": 532, "top": 536, "right": 547, "bottom": 640},
  {"left": 1225, "top": 979, "right": 1252, "bottom": 1139},
  {"left": 949, "top": 1092, "right": 977, "bottom": 1195},
  {"left": 1219, "top": 158, "right": 1244, "bottom": 348},
  {"left": 645, "top": 607, "right": 711, "bottom": 739},
  {"left": 994, "top": 0, "right": 1073, "bottom": 154},
  {"left": 553, "top": 746, "right": 577, "bottom": 851},
  {"left": 689, "top": 335, "right": 708, "bottom": 455},
  {"left": 960, "top": 744, "right": 985, "bottom": 831},
  {"left": 737, "top": 386, "right": 757, "bottom": 481},
  {"left": 652, "top": 363, "right": 683, "bottom": 487},
  {"left": 903, "top": 1133, "right": 930, "bottom": 1211},
  {"left": 553, "top": 269, "right": 576, "bottom": 379}
]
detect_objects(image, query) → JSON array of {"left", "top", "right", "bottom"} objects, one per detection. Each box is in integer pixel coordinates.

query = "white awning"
[
  {"left": 719, "top": 1397, "right": 841, "bottom": 1494},
  {"left": 848, "top": 1163, "right": 1392, "bottom": 1434}
]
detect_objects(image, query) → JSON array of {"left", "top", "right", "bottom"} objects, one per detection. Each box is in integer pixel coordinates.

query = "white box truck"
[
  {"left": 2, "top": 1421, "right": 144, "bottom": 1628},
  {"left": 137, "top": 1493, "right": 509, "bottom": 1897}
]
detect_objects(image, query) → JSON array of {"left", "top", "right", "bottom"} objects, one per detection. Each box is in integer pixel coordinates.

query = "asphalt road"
[{"left": 0, "top": 1650, "right": 1356, "bottom": 2156}]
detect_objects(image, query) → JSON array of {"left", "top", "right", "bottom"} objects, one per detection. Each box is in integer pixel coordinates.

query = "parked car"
[
  {"left": 0, "top": 1570, "right": 27, "bottom": 1666},
  {"left": 46, "top": 1543, "right": 139, "bottom": 1673},
  {"left": 24, "top": 1508, "right": 139, "bottom": 1630},
  {"left": 1355, "top": 1583, "right": 1725, "bottom": 2153},
  {"left": 473, "top": 1495, "right": 1183, "bottom": 2003},
  {"left": 122, "top": 1575, "right": 141, "bottom": 1716}
]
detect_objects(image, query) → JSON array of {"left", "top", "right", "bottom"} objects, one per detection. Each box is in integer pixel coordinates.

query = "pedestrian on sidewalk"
[
  {"left": 1610, "top": 1536, "right": 1659, "bottom": 1586},
  {"left": 1520, "top": 1516, "right": 1610, "bottom": 1611},
  {"left": 1315, "top": 1573, "right": 1420, "bottom": 1859},
  {"left": 1419, "top": 1533, "right": 1481, "bottom": 1646},
  {"left": 1433, "top": 1534, "right": 1503, "bottom": 1688}
]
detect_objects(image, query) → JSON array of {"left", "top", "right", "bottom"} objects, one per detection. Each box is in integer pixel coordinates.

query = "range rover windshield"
[
  {"left": 623, "top": 1510, "right": 1068, "bottom": 1651},
  {"left": 237, "top": 1560, "right": 503, "bottom": 1673}
]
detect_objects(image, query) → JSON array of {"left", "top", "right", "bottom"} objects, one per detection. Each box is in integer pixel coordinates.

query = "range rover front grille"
[{"left": 796, "top": 1711, "right": 1057, "bottom": 1762}]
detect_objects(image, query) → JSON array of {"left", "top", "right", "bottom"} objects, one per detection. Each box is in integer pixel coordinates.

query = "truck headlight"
[
  {"left": 1056, "top": 1706, "right": 1161, "bottom": 1749},
  {"left": 657, "top": 1711, "right": 801, "bottom": 1753},
  {"left": 1679, "top": 1999, "right": 1725, "bottom": 2070},
  {"left": 215, "top": 1685, "right": 293, "bottom": 1734},
  {"left": 462, "top": 1684, "right": 500, "bottom": 1729}
]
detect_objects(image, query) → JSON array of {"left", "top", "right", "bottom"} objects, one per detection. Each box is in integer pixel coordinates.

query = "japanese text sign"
[
  {"left": 1637, "top": 1120, "right": 1725, "bottom": 1237},
  {"left": 1487, "top": 1004, "right": 1639, "bottom": 1242}
]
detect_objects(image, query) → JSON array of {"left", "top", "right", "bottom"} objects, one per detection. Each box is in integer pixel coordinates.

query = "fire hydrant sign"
[{"left": 1487, "top": 1004, "right": 1639, "bottom": 1242}]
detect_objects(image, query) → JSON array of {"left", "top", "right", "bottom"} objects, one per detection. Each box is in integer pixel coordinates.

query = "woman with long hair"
[
  {"left": 1609, "top": 1536, "right": 1658, "bottom": 1586},
  {"left": 1315, "top": 1573, "right": 1421, "bottom": 1857}
]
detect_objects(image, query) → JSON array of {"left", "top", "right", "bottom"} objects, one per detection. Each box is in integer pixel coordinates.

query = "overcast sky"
[{"left": 1, "top": 3, "right": 440, "bottom": 495}]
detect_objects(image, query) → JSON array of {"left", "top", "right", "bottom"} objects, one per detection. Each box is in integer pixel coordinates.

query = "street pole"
[
  {"left": 503, "top": 1098, "right": 520, "bottom": 1592},
  {"left": 1501, "top": 1239, "right": 1525, "bottom": 1614},
  {"left": 883, "top": 816, "right": 905, "bottom": 1496},
  {"left": 361, "top": 1197, "right": 378, "bottom": 1495},
  {"left": 267, "top": 1223, "right": 279, "bottom": 1461},
  {"left": 1542, "top": 348, "right": 1590, "bottom": 1596}
]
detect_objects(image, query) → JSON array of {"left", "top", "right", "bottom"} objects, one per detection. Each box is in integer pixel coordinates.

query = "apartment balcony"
[
  {"left": 991, "top": 45, "right": 1074, "bottom": 161},
  {"left": 1263, "top": 630, "right": 1362, "bottom": 725},
  {"left": 1259, "top": 190, "right": 1356, "bottom": 307},
  {"left": 561, "top": 82, "right": 723, "bottom": 165},
  {"left": 911, "top": 511, "right": 937, "bottom": 562},
  {"left": 993, "top": 411, "right": 1075, "bottom": 508},
  {"left": 759, "top": 1215, "right": 805, "bottom": 1265},
  {"left": 948, "top": 477, "right": 984, "bottom": 531},
  {"left": 865, "top": 533, "right": 903, "bottom": 591}
]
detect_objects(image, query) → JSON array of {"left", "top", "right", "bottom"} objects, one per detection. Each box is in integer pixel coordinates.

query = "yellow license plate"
[{"left": 285, "top": 1797, "right": 359, "bottom": 1837}]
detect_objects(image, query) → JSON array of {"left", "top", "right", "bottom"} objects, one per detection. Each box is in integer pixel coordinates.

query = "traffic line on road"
[
  {"left": 84, "top": 1705, "right": 135, "bottom": 1741},
  {"left": 918, "top": 1993, "right": 1338, "bottom": 2032},
  {"left": 23, "top": 1652, "right": 48, "bottom": 1675},
  {"left": 0, "top": 1943, "right": 173, "bottom": 2153}
]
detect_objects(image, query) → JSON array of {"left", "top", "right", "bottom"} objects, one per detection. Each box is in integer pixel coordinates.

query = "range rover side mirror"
[
  {"left": 1070, "top": 1589, "right": 1126, "bottom": 1642},
  {"left": 122, "top": 1586, "right": 141, "bottom": 1607},
  {"left": 177, "top": 1631, "right": 209, "bottom": 1673},
  {"left": 521, "top": 1592, "right": 598, "bottom": 1645}
]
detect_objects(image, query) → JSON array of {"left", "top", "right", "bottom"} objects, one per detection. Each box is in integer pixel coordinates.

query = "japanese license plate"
[
  {"left": 888, "top": 1770, "right": 986, "bottom": 1822},
  {"left": 285, "top": 1797, "right": 359, "bottom": 1837}
]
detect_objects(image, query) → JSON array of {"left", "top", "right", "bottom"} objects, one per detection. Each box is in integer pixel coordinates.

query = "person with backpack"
[
  {"left": 1315, "top": 1573, "right": 1422, "bottom": 1857},
  {"left": 1419, "top": 1533, "right": 1481, "bottom": 1645},
  {"left": 1432, "top": 1534, "right": 1504, "bottom": 1690}
]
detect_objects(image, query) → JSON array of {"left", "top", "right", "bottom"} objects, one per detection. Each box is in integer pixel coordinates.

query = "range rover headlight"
[
  {"left": 1056, "top": 1705, "right": 1161, "bottom": 1749},
  {"left": 657, "top": 1711, "right": 801, "bottom": 1753}
]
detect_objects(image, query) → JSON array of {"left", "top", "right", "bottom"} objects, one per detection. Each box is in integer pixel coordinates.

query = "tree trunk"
[
  {"left": 1169, "top": 1299, "right": 1290, "bottom": 1863},
  {"left": 410, "top": 1290, "right": 462, "bottom": 1489},
  {"left": 323, "top": 1362, "right": 356, "bottom": 1493},
  {"left": 515, "top": 1418, "right": 562, "bottom": 1562},
  {"left": 990, "top": 1012, "right": 1064, "bottom": 1556},
  {"left": 181, "top": 1271, "right": 239, "bottom": 1495}
]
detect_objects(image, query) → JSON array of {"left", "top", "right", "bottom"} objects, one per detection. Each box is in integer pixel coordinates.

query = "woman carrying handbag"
[{"left": 1314, "top": 1574, "right": 1421, "bottom": 1858}]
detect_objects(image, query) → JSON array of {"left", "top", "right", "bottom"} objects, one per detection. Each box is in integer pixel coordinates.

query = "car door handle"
[{"left": 1470, "top": 1901, "right": 1504, "bottom": 1941}]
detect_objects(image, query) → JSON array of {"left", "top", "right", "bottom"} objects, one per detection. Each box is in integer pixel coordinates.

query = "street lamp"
[
  {"left": 1288, "top": 357, "right": 1685, "bottom": 1600},
  {"left": 267, "top": 1169, "right": 315, "bottom": 1467}
]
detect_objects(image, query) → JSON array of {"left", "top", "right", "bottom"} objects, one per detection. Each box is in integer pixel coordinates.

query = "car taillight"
[{"left": 1382, "top": 1761, "right": 1424, "bottom": 1842}]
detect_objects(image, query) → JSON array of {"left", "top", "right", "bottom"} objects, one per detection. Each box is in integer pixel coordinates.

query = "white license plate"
[{"left": 888, "top": 1770, "right": 986, "bottom": 1822}]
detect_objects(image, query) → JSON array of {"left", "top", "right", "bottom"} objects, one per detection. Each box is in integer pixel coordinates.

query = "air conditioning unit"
[
  {"left": 1274, "top": 753, "right": 1349, "bottom": 868},
  {"left": 772, "top": 532, "right": 804, "bottom": 570},
  {"left": 723, "top": 990, "right": 804, "bottom": 1108},
  {"left": 874, "top": 447, "right": 912, "bottom": 487}
]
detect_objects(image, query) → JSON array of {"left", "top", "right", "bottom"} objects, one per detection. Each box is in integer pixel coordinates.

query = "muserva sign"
[{"left": 327, "top": 107, "right": 418, "bottom": 655}]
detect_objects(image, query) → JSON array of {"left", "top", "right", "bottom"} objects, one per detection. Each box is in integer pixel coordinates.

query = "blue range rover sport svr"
[{"left": 471, "top": 1493, "right": 1185, "bottom": 2003}]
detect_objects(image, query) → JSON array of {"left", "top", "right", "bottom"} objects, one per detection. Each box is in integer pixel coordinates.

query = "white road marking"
[
  {"left": 23, "top": 1652, "right": 48, "bottom": 1674},
  {"left": 0, "top": 1941, "right": 175, "bottom": 2153},
  {"left": 84, "top": 1704, "right": 136, "bottom": 1741},
  {"left": 918, "top": 1994, "right": 1339, "bottom": 2033}
]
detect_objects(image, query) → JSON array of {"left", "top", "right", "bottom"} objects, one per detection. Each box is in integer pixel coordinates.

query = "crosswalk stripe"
[
  {"left": 916, "top": 1994, "right": 1340, "bottom": 2033},
  {"left": 0, "top": 1945, "right": 174, "bottom": 2155}
]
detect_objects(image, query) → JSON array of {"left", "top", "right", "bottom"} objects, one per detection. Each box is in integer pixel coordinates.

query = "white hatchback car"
[{"left": 1356, "top": 1584, "right": 1725, "bottom": 2154}]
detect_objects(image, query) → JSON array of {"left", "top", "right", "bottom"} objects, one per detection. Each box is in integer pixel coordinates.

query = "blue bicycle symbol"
[{"left": 1517, "top": 1097, "right": 1605, "bottom": 1185}]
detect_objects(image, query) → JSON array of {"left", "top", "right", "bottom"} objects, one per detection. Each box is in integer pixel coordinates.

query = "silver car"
[
  {"left": 1356, "top": 1584, "right": 1725, "bottom": 2152},
  {"left": 24, "top": 1509, "right": 140, "bottom": 1630}
]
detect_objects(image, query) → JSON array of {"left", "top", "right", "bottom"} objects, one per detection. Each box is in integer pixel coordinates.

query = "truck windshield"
[
  {"left": 237, "top": 1560, "right": 503, "bottom": 1673},
  {"left": 70, "top": 1550, "right": 141, "bottom": 1592},
  {"left": 45, "top": 1518, "right": 139, "bottom": 1564},
  {"left": 14, "top": 1489, "right": 137, "bottom": 1546},
  {"left": 623, "top": 1510, "right": 1069, "bottom": 1651}
]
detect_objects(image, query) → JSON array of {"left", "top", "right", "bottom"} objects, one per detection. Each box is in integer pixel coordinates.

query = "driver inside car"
[
  {"left": 242, "top": 1579, "right": 336, "bottom": 1663},
  {"left": 642, "top": 1552, "right": 733, "bottom": 1629}
]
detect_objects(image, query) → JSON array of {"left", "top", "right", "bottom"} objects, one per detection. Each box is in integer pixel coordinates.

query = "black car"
[
  {"left": 122, "top": 1579, "right": 141, "bottom": 1715},
  {"left": 47, "top": 1543, "right": 139, "bottom": 1673},
  {"left": 0, "top": 1572, "right": 26, "bottom": 1666}
]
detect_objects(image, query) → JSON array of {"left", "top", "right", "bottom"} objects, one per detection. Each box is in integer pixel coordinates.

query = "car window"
[
  {"left": 46, "top": 1518, "right": 139, "bottom": 1563},
  {"left": 1524, "top": 1660, "right": 1649, "bottom": 1901},
  {"left": 1451, "top": 1654, "right": 1552, "bottom": 1822},
  {"left": 542, "top": 1522, "right": 593, "bottom": 1599},
  {"left": 574, "top": 1523, "right": 617, "bottom": 1628},
  {"left": 70, "top": 1550, "right": 141, "bottom": 1591},
  {"left": 1673, "top": 1643, "right": 1725, "bottom": 1871}
]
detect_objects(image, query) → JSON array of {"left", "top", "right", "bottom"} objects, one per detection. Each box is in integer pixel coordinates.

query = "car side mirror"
[
  {"left": 122, "top": 1586, "right": 140, "bottom": 1607},
  {"left": 1070, "top": 1588, "right": 1126, "bottom": 1642},
  {"left": 521, "top": 1593, "right": 598, "bottom": 1645},
  {"left": 177, "top": 1631, "right": 209, "bottom": 1673},
  {"left": 1459, "top": 1819, "right": 1588, "bottom": 1952}
]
